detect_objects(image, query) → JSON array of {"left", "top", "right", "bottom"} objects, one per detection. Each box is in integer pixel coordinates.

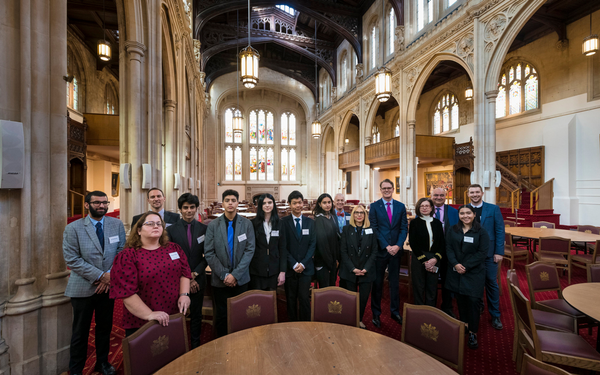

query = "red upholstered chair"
[
  {"left": 401, "top": 304, "right": 465, "bottom": 374},
  {"left": 573, "top": 225, "right": 599, "bottom": 254},
  {"left": 503, "top": 233, "right": 530, "bottom": 270},
  {"left": 570, "top": 240, "right": 599, "bottom": 280},
  {"left": 534, "top": 237, "right": 571, "bottom": 283},
  {"left": 507, "top": 269, "right": 576, "bottom": 362},
  {"left": 532, "top": 221, "right": 555, "bottom": 229},
  {"left": 525, "top": 262, "right": 593, "bottom": 333},
  {"left": 311, "top": 286, "right": 359, "bottom": 327},
  {"left": 588, "top": 263, "right": 600, "bottom": 282},
  {"left": 122, "top": 313, "right": 189, "bottom": 375},
  {"left": 510, "top": 284, "right": 600, "bottom": 372},
  {"left": 520, "top": 353, "right": 575, "bottom": 375},
  {"left": 227, "top": 290, "right": 277, "bottom": 334}
]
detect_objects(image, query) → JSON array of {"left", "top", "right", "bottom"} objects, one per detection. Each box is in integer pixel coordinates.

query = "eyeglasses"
[
  {"left": 142, "top": 221, "right": 163, "bottom": 227},
  {"left": 380, "top": 187, "right": 393, "bottom": 191},
  {"left": 90, "top": 201, "right": 110, "bottom": 206},
  {"left": 353, "top": 212, "right": 365, "bottom": 215}
]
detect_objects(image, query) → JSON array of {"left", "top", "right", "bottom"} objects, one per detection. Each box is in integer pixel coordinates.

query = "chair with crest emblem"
[
  {"left": 227, "top": 290, "right": 277, "bottom": 334},
  {"left": 122, "top": 313, "right": 189, "bottom": 375},
  {"left": 401, "top": 304, "right": 465, "bottom": 374},
  {"left": 525, "top": 262, "right": 595, "bottom": 333},
  {"left": 311, "top": 286, "right": 359, "bottom": 327}
]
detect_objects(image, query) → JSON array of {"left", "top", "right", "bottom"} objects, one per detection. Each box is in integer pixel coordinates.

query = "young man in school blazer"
[
  {"left": 205, "top": 189, "right": 255, "bottom": 337},
  {"left": 280, "top": 190, "right": 316, "bottom": 321},
  {"left": 166, "top": 193, "right": 207, "bottom": 348}
]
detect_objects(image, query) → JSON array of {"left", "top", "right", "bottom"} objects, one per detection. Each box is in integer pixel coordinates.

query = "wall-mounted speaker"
[
  {"left": 174, "top": 173, "right": 181, "bottom": 190},
  {"left": 141, "top": 164, "right": 152, "bottom": 190},
  {"left": 495, "top": 171, "right": 502, "bottom": 188},
  {"left": 196, "top": 180, "right": 201, "bottom": 191},
  {"left": 120, "top": 163, "right": 132, "bottom": 189},
  {"left": 188, "top": 178, "right": 194, "bottom": 191},
  {"left": 0, "top": 120, "right": 24, "bottom": 189},
  {"left": 405, "top": 176, "right": 411, "bottom": 189}
]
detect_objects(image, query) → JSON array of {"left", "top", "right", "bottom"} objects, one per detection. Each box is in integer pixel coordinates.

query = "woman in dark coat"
[
  {"left": 313, "top": 193, "right": 340, "bottom": 288},
  {"left": 339, "top": 205, "right": 377, "bottom": 328},
  {"left": 409, "top": 197, "right": 445, "bottom": 307},
  {"left": 445, "top": 205, "right": 490, "bottom": 350},
  {"left": 249, "top": 193, "right": 286, "bottom": 291}
]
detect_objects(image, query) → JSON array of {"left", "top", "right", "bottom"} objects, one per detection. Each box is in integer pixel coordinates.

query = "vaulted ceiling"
[{"left": 194, "top": 0, "right": 405, "bottom": 95}]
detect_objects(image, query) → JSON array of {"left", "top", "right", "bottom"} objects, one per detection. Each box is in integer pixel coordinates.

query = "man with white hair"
[{"left": 333, "top": 193, "right": 350, "bottom": 234}]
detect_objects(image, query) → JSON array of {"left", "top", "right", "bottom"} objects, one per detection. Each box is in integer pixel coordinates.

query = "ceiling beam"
[
  {"left": 68, "top": 18, "right": 119, "bottom": 31},
  {"left": 90, "top": 11, "right": 118, "bottom": 46},
  {"left": 67, "top": 0, "right": 118, "bottom": 13}
]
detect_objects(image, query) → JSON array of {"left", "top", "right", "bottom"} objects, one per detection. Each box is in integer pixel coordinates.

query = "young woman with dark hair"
[{"left": 313, "top": 193, "right": 340, "bottom": 288}]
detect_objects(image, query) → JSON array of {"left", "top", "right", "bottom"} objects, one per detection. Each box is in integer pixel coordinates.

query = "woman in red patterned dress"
[{"left": 110, "top": 212, "right": 192, "bottom": 337}]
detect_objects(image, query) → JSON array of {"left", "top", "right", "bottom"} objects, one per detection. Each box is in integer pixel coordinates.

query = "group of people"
[{"left": 62, "top": 180, "right": 504, "bottom": 375}]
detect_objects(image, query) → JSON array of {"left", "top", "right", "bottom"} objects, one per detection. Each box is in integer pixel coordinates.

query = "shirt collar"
[
  {"left": 382, "top": 198, "right": 393, "bottom": 205},
  {"left": 158, "top": 208, "right": 165, "bottom": 218},
  {"left": 470, "top": 202, "right": 484, "bottom": 208},
  {"left": 88, "top": 215, "right": 105, "bottom": 227},
  {"left": 292, "top": 213, "right": 302, "bottom": 220}
]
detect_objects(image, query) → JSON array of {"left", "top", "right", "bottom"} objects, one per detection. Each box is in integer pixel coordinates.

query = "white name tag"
[
  {"left": 464, "top": 236, "right": 474, "bottom": 243},
  {"left": 197, "top": 235, "right": 205, "bottom": 244},
  {"left": 109, "top": 236, "right": 120, "bottom": 244},
  {"left": 271, "top": 230, "right": 279, "bottom": 237},
  {"left": 238, "top": 233, "right": 247, "bottom": 242},
  {"left": 169, "top": 252, "right": 180, "bottom": 260},
  {"left": 166, "top": 223, "right": 172, "bottom": 228},
  {"left": 302, "top": 229, "right": 309, "bottom": 235},
  {"left": 365, "top": 228, "right": 373, "bottom": 235}
]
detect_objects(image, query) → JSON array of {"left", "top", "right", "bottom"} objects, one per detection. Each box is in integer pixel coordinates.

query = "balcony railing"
[
  {"left": 365, "top": 137, "right": 399, "bottom": 164},
  {"left": 338, "top": 149, "right": 359, "bottom": 169}
]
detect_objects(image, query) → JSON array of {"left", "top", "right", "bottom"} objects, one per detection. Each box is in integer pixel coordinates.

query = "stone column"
[
  {"left": 483, "top": 90, "right": 498, "bottom": 203},
  {"left": 405, "top": 120, "right": 417, "bottom": 209},
  {"left": 163, "top": 100, "right": 177, "bottom": 210},
  {"left": 122, "top": 41, "right": 147, "bottom": 230}
]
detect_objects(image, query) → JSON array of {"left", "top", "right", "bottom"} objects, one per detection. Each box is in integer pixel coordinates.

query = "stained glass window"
[
  {"left": 281, "top": 149, "right": 288, "bottom": 181},
  {"left": 225, "top": 146, "right": 233, "bottom": 180},
  {"left": 73, "top": 78, "right": 79, "bottom": 110},
  {"left": 266, "top": 112, "right": 274, "bottom": 144},
  {"left": 433, "top": 93, "right": 459, "bottom": 134},
  {"left": 394, "top": 124, "right": 400, "bottom": 137},
  {"left": 496, "top": 62, "right": 539, "bottom": 118},
  {"left": 250, "top": 147, "right": 257, "bottom": 180},
  {"left": 258, "top": 110, "right": 266, "bottom": 144},
  {"left": 434, "top": 110, "right": 441, "bottom": 134},
  {"left": 234, "top": 147, "right": 242, "bottom": 181},
  {"left": 266, "top": 148, "right": 274, "bottom": 181},
  {"left": 389, "top": 9, "right": 395, "bottom": 55},
  {"left": 289, "top": 149, "right": 296, "bottom": 181},
  {"left": 289, "top": 114, "right": 296, "bottom": 145},
  {"left": 225, "top": 109, "right": 233, "bottom": 143},
  {"left": 258, "top": 148, "right": 266, "bottom": 180},
  {"left": 451, "top": 104, "right": 459, "bottom": 130},
  {"left": 250, "top": 110, "right": 257, "bottom": 143},
  {"left": 442, "top": 106, "right": 449, "bottom": 132}
]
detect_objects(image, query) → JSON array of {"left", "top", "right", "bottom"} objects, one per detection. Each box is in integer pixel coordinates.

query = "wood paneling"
[
  {"left": 416, "top": 135, "right": 454, "bottom": 159},
  {"left": 365, "top": 137, "right": 399, "bottom": 164},
  {"left": 85, "top": 113, "right": 119, "bottom": 146},
  {"left": 496, "top": 146, "right": 544, "bottom": 188},
  {"left": 339, "top": 149, "right": 359, "bottom": 169}
]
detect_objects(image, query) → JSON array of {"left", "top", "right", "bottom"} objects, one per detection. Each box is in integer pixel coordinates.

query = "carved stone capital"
[
  {"left": 5, "top": 278, "right": 42, "bottom": 316},
  {"left": 164, "top": 100, "right": 177, "bottom": 110},
  {"left": 485, "top": 90, "right": 499, "bottom": 101},
  {"left": 365, "top": 136, "right": 372, "bottom": 146},
  {"left": 407, "top": 120, "right": 416, "bottom": 130},
  {"left": 42, "top": 271, "right": 71, "bottom": 307},
  {"left": 124, "top": 41, "right": 147, "bottom": 60}
]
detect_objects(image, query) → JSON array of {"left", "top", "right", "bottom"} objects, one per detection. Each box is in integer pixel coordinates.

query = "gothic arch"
[
  {"left": 161, "top": 6, "right": 177, "bottom": 103},
  {"left": 406, "top": 53, "right": 474, "bottom": 123},
  {"left": 338, "top": 110, "right": 360, "bottom": 150}
]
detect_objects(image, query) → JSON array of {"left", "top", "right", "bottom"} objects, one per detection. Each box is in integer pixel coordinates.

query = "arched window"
[
  {"left": 371, "top": 124, "right": 380, "bottom": 143},
  {"left": 388, "top": 8, "right": 395, "bottom": 55},
  {"left": 417, "top": 0, "right": 433, "bottom": 31},
  {"left": 341, "top": 52, "right": 348, "bottom": 92},
  {"left": 67, "top": 47, "right": 83, "bottom": 111},
  {"left": 448, "top": 0, "right": 457, "bottom": 7},
  {"left": 248, "top": 109, "right": 275, "bottom": 181},
  {"left": 394, "top": 121, "right": 400, "bottom": 137},
  {"left": 370, "top": 24, "right": 377, "bottom": 70},
  {"left": 105, "top": 83, "right": 117, "bottom": 114},
  {"left": 281, "top": 112, "right": 297, "bottom": 181},
  {"left": 224, "top": 108, "right": 243, "bottom": 181},
  {"left": 496, "top": 62, "right": 539, "bottom": 118},
  {"left": 433, "top": 93, "right": 459, "bottom": 134}
]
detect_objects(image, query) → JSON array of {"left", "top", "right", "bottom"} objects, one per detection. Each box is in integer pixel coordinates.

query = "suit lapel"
[
  {"left": 391, "top": 200, "right": 400, "bottom": 226},
  {"left": 480, "top": 203, "right": 489, "bottom": 225},
  {"left": 84, "top": 216, "right": 103, "bottom": 253},
  {"left": 177, "top": 221, "right": 191, "bottom": 254},
  {"left": 219, "top": 216, "right": 229, "bottom": 259},
  {"left": 289, "top": 216, "right": 301, "bottom": 242}
]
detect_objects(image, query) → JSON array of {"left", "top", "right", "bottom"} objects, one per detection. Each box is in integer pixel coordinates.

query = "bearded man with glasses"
[{"left": 63, "top": 190, "right": 126, "bottom": 375}]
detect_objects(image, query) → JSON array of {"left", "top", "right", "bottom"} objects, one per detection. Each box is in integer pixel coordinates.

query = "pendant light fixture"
[
  {"left": 311, "top": 21, "right": 322, "bottom": 139},
  {"left": 465, "top": 80, "right": 473, "bottom": 101},
  {"left": 583, "top": 11, "right": 599, "bottom": 56},
  {"left": 97, "top": 0, "right": 111, "bottom": 61},
  {"left": 375, "top": 0, "right": 391, "bottom": 102},
  {"left": 233, "top": 10, "right": 243, "bottom": 135},
  {"left": 240, "top": 0, "right": 260, "bottom": 89}
]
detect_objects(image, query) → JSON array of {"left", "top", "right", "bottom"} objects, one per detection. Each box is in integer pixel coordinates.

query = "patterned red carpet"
[{"left": 79, "top": 259, "right": 597, "bottom": 375}]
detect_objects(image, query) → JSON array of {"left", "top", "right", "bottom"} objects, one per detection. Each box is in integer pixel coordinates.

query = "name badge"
[
  {"left": 238, "top": 233, "right": 247, "bottom": 242},
  {"left": 271, "top": 230, "right": 279, "bottom": 237},
  {"left": 169, "top": 252, "right": 180, "bottom": 260},
  {"left": 109, "top": 236, "right": 120, "bottom": 244},
  {"left": 197, "top": 235, "right": 205, "bottom": 244},
  {"left": 302, "top": 229, "right": 309, "bottom": 235},
  {"left": 464, "top": 236, "right": 474, "bottom": 243},
  {"left": 365, "top": 228, "right": 373, "bottom": 235}
]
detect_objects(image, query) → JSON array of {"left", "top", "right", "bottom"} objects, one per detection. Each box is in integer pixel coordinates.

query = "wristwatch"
[
  {"left": 192, "top": 271, "right": 199, "bottom": 279},
  {"left": 179, "top": 293, "right": 190, "bottom": 297}
]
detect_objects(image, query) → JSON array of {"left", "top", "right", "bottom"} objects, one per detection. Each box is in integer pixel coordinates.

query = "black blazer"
[
  {"left": 408, "top": 217, "right": 445, "bottom": 264},
  {"left": 280, "top": 215, "right": 316, "bottom": 276},
  {"left": 166, "top": 218, "right": 208, "bottom": 290},
  {"left": 444, "top": 224, "right": 490, "bottom": 298},
  {"left": 314, "top": 214, "right": 340, "bottom": 270},
  {"left": 339, "top": 225, "right": 377, "bottom": 283},
  {"left": 132, "top": 210, "right": 180, "bottom": 227},
  {"left": 250, "top": 218, "right": 287, "bottom": 277}
]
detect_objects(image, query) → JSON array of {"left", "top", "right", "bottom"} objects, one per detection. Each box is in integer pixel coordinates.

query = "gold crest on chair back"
[
  {"left": 227, "top": 290, "right": 278, "bottom": 334},
  {"left": 311, "top": 287, "right": 359, "bottom": 327}
]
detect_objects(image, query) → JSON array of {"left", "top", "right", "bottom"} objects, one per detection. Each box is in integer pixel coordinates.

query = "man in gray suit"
[
  {"left": 205, "top": 189, "right": 255, "bottom": 337},
  {"left": 63, "top": 191, "right": 126, "bottom": 375}
]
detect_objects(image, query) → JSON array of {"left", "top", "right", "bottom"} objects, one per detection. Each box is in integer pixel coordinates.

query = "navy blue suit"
[
  {"left": 369, "top": 198, "right": 408, "bottom": 318},
  {"left": 470, "top": 202, "right": 505, "bottom": 318},
  {"left": 281, "top": 215, "right": 316, "bottom": 321}
]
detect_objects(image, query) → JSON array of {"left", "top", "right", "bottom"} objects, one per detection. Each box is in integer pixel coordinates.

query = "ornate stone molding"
[
  {"left": 456, "top": 33, "right": 475, "bottom": 70},
  {"left": 405, "top": 65, "right": 423, "bottom": 96},
  {"left": 483, "top": 1, "right": 527, "bottom": 63},
  {"left": 164, "top": 99, "right": 177, "bottom": 109},
  {"left": 365, "top": 136, "right": 372, "bottom": 146},
  {"left": 331, "top": 87, "right": 337, "bottom": 101},
  {"left": 5, "top": 278, "right": 42, "bottom": 316},
  {"left": 408, "top": 120, "right": 416, "bottom": 130},
  {"left": 124, "top": 40, "right": 147, "bottom": 60},
  {"left": 355, "top": 64, "right": 364, "bottom": 84},
  {"left": 42, "top": 271, "right": 71, "bottom": 307},
  {"left": 485, "top": 89, "right": 499, "bottom": 101},
  {"left": 395, "top": 26, "right": 405, "bottom": 53}
]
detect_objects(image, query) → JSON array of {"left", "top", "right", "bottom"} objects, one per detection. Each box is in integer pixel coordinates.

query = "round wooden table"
[
  {"left": 563, "top": 283, "right": 600, "bottom": 321},
  {"left": 154, "top": 322, "right": 456, "bottom": 375},
  {"left": 505, "top": 227, "right": 600, "bottom": 242}
]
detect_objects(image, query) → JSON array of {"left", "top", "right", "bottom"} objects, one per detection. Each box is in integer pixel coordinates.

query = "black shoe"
[
  {"left": 94, "top": 362, "right": 116, "bottom": 375},
  {"left": 491, "top": 317, "right": 503, "bottom": 330},
  {"left": 391, "top": 314, "right": 403, "bottom": 324},
  {"left": 468, "top": 332, "right": 478, "bottom": 349},
  {"left": 442, "top": 309, "right": 456, "bottom": 319},
  {"left": 372, "top": 316, "right": 381, "bottom": 328}
]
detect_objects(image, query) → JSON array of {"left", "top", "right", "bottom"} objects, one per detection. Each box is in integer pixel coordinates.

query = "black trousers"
[
  {"left": 411, "top": 255, "right": 438, "bottom": 307},
  {"left": 249, "top": 274, "right": 278, "bottom": 291},
  {"left": 371, "top": 253, "right": 400, "bottom": 318},
  {"left": 69, "top": 293, "right": 114, "bottom": 373},
  {"left": 344, "top": 279, "right": 372, "bottom": 321},
  {"left": 456, "top": 294, "right": 482, "bottom": 333},
  {"left": 285, "top": 272, "right": 311, "bottom": 321},
  {"left": 315, "top": 265, "right": 337, "bottom": 288},
  {"left": 439, "top": 257, "right": 454, "bottom": 313},
  {"left": 189, "top": 288, "right": 205, "bottom": 348},
  {"left": 213, "top": 283, "right": 249, "bottom": 337}
]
